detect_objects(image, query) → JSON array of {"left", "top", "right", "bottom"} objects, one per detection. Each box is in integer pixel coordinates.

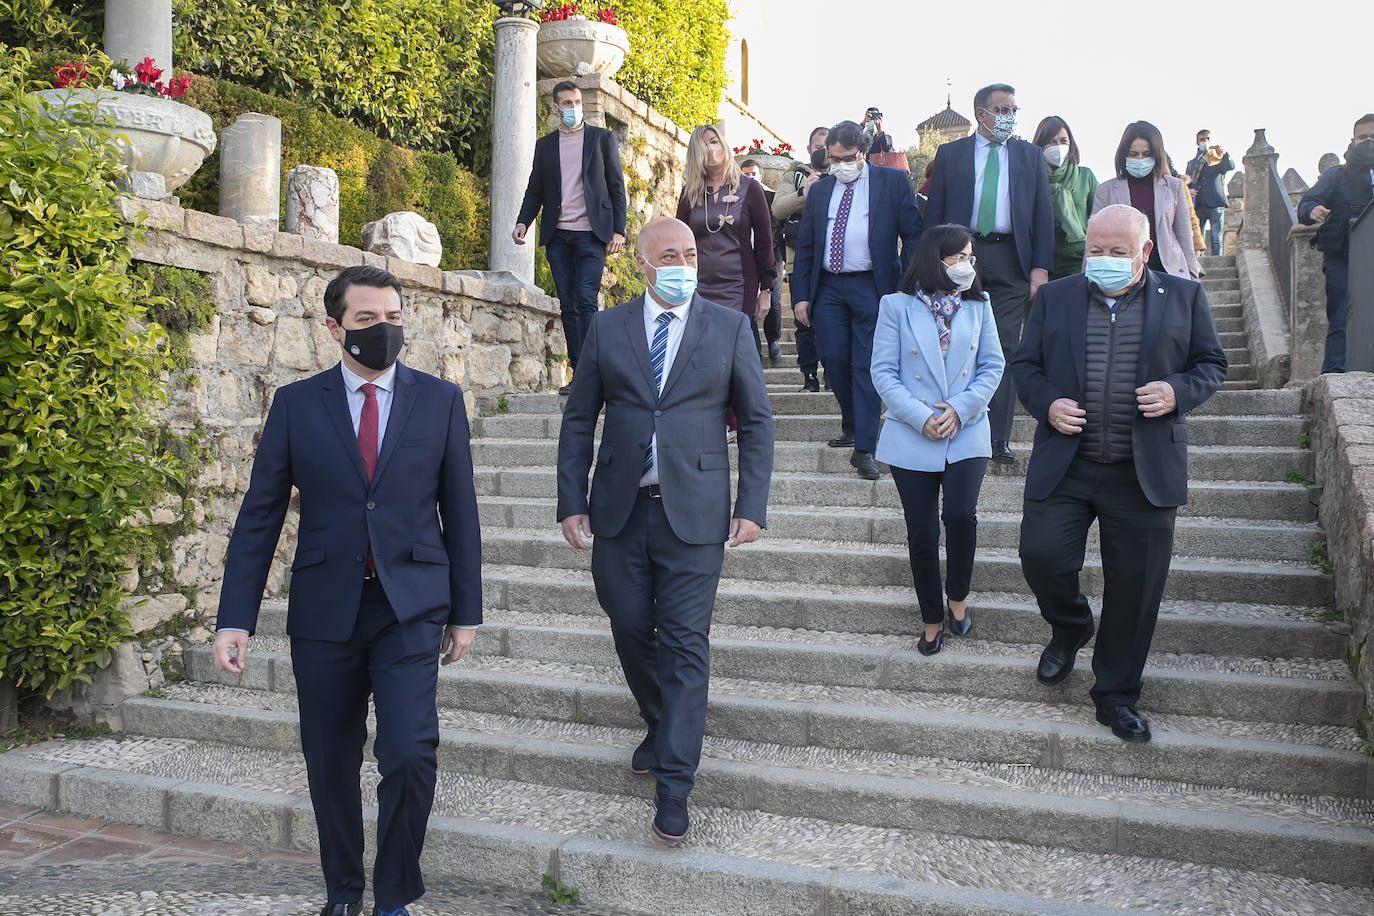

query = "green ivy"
[
  {"left": 137, "top": 264, "right": 216, "bottom": 368},
  {"left": 614, "top": 0, "right": 729, "bottom": 133},
  {"left": 0, "top": 45, "right": 175, "bottom": 698}
]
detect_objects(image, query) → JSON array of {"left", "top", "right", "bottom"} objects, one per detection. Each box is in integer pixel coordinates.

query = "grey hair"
[{"left": 1089, "top": 204, "right": 1151, "bottom": 251}]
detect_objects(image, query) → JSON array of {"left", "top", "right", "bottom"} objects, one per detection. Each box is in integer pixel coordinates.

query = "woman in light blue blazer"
[{"left": 871, "top": 224, "right": 1005, "bottom": 655}]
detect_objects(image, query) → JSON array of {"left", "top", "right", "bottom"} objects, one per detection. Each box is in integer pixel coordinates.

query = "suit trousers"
[
  {"left": 546, "top": 228, "right": 608, "bottom": 371},
  {"left": 291, "top": 579, "right": 443, "bottom": 910},
  {"left": 1018, "top": 455, "right": 1177, "bottom": 710},
  {"left": 590, "top": 491, "right": 725, "bottom": 800},
  {"left": 1323, "top": 256, "right": 1348, "bottom": 373},
  {"left": 890, "top": 459, "right": 989, "bottom": 625},
  {"left": 812, "top": 270, "right": 881, "bottom": 452},
  {"left": 972, "top": 237, "right": 1029, "bottom": 443}
]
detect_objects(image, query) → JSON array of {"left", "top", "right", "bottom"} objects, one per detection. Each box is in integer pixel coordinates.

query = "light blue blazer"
[{"left": 871, "top": 291, "right": 1005, "bottom": 472}]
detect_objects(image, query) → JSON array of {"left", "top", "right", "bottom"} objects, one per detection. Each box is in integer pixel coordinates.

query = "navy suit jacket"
[
  {"left": 925, "top": 134, "right": 1054, "bottom": 278},
  {"left": 790, "top": 164, "right": 923, "bottom": 305},
  {"left": 517, "top": 125, "right": 627, "bottom": 246},
  {"left": 216, "top": 362, "right": 482, "bottom": 640},
  {"left": 1012, "top": 270, "right": 1227, "bottom": 508}
]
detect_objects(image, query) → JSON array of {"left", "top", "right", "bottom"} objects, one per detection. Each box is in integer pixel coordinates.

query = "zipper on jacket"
[{"left": 1101, "top": 308, "right": 1117, "bottom": 463}]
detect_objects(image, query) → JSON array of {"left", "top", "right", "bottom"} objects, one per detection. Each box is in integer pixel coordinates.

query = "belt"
[
  {"left": 638, "top": 484, "right": 662, "bottom": 498},
  {"left": 822, "top": 268, "right": 873, "bottom": 277},
  {"left": 972, "top": 232, "right": 1013, "bottom": 243}
]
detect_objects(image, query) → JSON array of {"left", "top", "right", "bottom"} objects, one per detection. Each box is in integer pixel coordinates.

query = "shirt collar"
[
  {"left": 975, "top": 132, "right": 1000, "bottom": 152},
  {"left": 340, "top": 361, "right": 397, "bottom": 394},
  {"left": 645, "top": 292, "right": 691, "bottom": 324}
]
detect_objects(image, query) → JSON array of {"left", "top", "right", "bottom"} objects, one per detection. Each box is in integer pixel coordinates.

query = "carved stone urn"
[
  {"left": 536, "top": 17, "right": 630, "bottom": 79},
  {"left": 32, "top": 88, "right": 217, "bottom": 197}
]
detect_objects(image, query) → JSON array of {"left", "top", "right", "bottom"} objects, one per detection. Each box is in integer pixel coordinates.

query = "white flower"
[{"left": 110, "top": 70, "right": 128, "bottom": 90}]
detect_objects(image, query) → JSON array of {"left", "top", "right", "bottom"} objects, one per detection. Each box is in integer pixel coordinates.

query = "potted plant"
[
  {"left": 33, "top": 58, "right": 216, "bottom": 198},
  {"left": 536, "top": 2, "right": 630, "bottom": 80},
  {"left": 732, "top": 139, "right": 795, "bottom": 190}
]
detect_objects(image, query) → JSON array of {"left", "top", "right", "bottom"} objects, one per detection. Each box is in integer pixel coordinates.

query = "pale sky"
[{"left": 726, "top": 0, "right": 1368, "bottom": 188}]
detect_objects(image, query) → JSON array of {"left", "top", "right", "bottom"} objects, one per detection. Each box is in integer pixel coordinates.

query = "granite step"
[
  {"left": 115, "top": 687, "right": 1374, "bottom": 888},
  {"left": 7, "top": 738, "right": 1372, "bottom": 915}
]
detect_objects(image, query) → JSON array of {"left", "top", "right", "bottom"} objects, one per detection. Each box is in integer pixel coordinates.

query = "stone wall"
[{"left": 1304, "top": 372, "right": 1374, "bottom": 744}]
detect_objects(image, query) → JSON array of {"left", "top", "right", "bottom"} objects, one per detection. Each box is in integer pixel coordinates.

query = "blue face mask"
[
  {"left": 1084, "top": 254, "right": 1139, "bottom": 292},
  {"left": 560, "top": 105, "right": 582, "bottom": 129},
  {"left": 1125, "top": 157, "right": 1155, "bottom": 179},
  {"left": 650, "top": 264, "right": 697, "bottom": 305}
]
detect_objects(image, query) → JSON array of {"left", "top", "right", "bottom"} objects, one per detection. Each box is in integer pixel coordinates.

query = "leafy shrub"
[
  {"left": 0, "top": 45, "right": 174, "bottom": 698},
  {"left": 614, "top": 0, "right": 729, "bottom": 132}
]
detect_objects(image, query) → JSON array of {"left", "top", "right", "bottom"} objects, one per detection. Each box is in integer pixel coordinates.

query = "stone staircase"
[
  {"left": 3, "top": 276, "right": 1372, "bottom": 915},
  {"left": 1199, "top": 254, "right": 1259, "bottom": 390}
]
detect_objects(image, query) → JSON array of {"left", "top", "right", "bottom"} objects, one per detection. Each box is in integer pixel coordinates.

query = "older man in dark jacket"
[{"left": 1013, "top": 204, "right": 1227, "bottom": 743}]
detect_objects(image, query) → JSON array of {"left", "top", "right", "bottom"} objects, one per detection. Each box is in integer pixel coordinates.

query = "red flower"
[
  {"left": 133, "top": 56, "right": 163, "bottom": 85},
  {"left": 51, "top": 62, "right": 90, "bottom": 89},
  {"left": 163, "top": 75, "right": 192, "bottom": 98},
  {"left": 596, "top": 7, "right": 618, "bottom": 24}
]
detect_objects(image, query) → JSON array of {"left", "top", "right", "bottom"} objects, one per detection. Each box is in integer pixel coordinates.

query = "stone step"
[
  {"left": 116, "top": 689, "right": 1374, "bottom": 890},
  {"left": 236, "top": 606, "right": 1355, "bottom": 727},
  {"left": 477, "top": 495, "right": 1321, "bottom": 562},
  {"left": 178, "top": 647, "right": 1370, "bottom": 800},
  {"left": 1207, "top": 288, "right": 1240, "bottom": 304},
  {"left": 468, "top": 438, "right": 1314, "bottom": 483},
  {"left": 1220, "top": 379, "right": 1259, "bottom": 390},
  {"left": 478, "top": 467, "right": 1317, "bottom": 523},
  {"left": 476, "top": 528, "right": 1331, "bottom": 607},
  {"left": 1201, "top": 267, "right": 1239, "bottom": 280},
  {"left": 1226, "top": 362, "right": 1257, "bottom": 382},
  {"left": 472, "top": 412, "right": 1304, "bottom": 449},
  {"left": 7, "top": 739, "right": 1371, "bottom": 915},
  {"left": 1213, "top": 316, "right": 1245, "bottom": 332},
  {"left": 1210, "top": 303, "right": 1243, "bottom": 317}
]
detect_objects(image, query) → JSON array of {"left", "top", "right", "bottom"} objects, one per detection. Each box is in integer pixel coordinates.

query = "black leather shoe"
[
  {"left": 1036, "top": 630, "right": 1093, "bottom": 685},
  {"left": 916, "top": 630, "right": 944, "bottom": 655},
  {"left": 851, "top": 450, "right": 880, "bottom": 480},
  {"left": 991, "top": 440, "right": 1014, "bottom": 463},
  {"left": 799, "top": 373, "right": 821, "bottom": 393},
  {"left": 768, "top": 340, "right": 782, "bottom": 360},
  {"left": 828, "top": 434, "right": 855, "bottom": 448},
  {"left": 631, "top": 733, "right": 654, "bottom": 775},
  {"left": 1096, "top": 705, "right": 1152, "bottom": 742},
  {"left": 946, "top": 604, "right": 972, "bottom": 637},
  {"left": 372, "top": 907, "right": 410, "bottom": 916},
  {"left": 652, "top": 793, "right": 689, "bottom": 843},
  {"left": 320, "top": 902, "right": 363, "bottom": 916}
]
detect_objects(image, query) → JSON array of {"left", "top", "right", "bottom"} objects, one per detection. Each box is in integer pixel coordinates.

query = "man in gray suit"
[{"left": 556, "top": 218, "right": 774, "bottom": 844}]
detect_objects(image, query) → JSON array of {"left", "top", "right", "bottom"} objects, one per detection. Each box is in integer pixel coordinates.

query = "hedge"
[{"left": 613, "top": 0, "right": 729, "bottom": 133}]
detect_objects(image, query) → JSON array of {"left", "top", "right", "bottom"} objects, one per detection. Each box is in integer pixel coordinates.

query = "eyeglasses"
[
  {"left": 943, "top": 254, "right": 976, "bottom": 266},
  {"left": 827, "top": 152, "right": 862, "bottom": 164},
  {"left": 981, "top": 105, "right": 1019, "bottom": 116}
]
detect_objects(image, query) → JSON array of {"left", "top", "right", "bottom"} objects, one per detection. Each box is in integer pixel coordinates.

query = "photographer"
[
  {"left": 1185, "top": 130, "right": 1234, "bottom": 256},
  {"left": 771, "top": 126, "right": 831, "bottom": 390},
  {"left": 863, "top": 107, "right": 895, "bottom": 158}
]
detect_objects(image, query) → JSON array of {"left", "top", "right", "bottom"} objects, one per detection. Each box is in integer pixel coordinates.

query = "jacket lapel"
[
  {"left": 581, "top": 125, "right": 595, "bottom": 182},
  {"left": 623, "top": 296, "right": 657, "bottom": 393},
  {"left": 943, "top": 295, "right": 977, "bottom": 380},
  {"left": 1137, "top": 269, "right": 1167, "bottom": 385},
  {"left": 658, "top": 293, "right": 708, "bottom": 401},
  {"left": 321, "top": 364, "right": 368, "bottom": 487},
  {"left": 369, "top": 363, "right": 416, "bottom": 489},
  {"left": 903, "top": 295, "right": 948, "bottom": 393}
]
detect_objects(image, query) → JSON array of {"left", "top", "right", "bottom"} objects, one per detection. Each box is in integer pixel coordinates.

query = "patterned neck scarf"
[{"left": 916, "top": 289, "right": 962, "bottom": 354}]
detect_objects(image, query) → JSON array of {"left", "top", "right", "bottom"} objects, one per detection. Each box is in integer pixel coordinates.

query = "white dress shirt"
[
  {"left": 823, "top": 164, "right": 873, "bottom": 273},
  {"left": 972, "top": 133, "right": 1013, "bottom": 234},
  {"left": 638, "top": 294, "right": 692, "bottom": 486}
]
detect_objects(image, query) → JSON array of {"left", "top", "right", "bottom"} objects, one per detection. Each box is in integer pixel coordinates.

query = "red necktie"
[{"left": 358, "top": 383, "right": 378, "bottom": 570}]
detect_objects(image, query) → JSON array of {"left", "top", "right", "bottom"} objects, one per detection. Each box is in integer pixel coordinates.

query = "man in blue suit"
[
  {"left": 793, "top": 119, "right": 922, "bottom": 479},
  {"left": 213, "top": 266, "right": 482, "bottom": 916},
  {"left": 926, "top": 83, "right": 1054, "bottom": 464}
]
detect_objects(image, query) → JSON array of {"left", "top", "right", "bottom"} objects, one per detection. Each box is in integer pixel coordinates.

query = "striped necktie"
[{"left": 642, "top": 311, "right": 674, "bottom": 477}]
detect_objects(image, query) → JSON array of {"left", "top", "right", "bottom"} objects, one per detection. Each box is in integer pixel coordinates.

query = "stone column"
[
  {"left": 1288, "top": 222, "right": 1328, "bottom": 384},
  {"left": 488, "top": 16, "right": 538, "bottom": 283},
  {"left": 1282, "top": 169, "right": 1309, "bottom": 213},
  {"left": 1223, "top": 172, "right": 1244, "bottom": 256},
  {"left": 104, "top": 0, "right": 172, "bottom": 73},
  {"left": 219, "top": 113, "right": 282, "bottom": 233},
  {"left": 285, "top": 165, "right": 340, "bottom": 243},
  {"left": 1240, "top": 129, "right": 1277, "bottom": 250}
]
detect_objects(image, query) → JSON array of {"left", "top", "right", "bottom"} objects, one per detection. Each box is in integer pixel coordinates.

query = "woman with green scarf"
[{"left": 1033, "top": 116, "right": 1098, "bottom": 279}]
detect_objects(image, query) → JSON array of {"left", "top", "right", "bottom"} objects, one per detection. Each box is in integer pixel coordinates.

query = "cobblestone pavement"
[{"left": 0, "top": 803, "right": 637, "bottom": 916}]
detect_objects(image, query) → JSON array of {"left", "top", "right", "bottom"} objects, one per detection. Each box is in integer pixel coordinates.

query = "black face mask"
[
  {"left": 343, "top": 322, "right": 404, "bottom": 370},
  {"left": 1347, "top": 138, "right": 1374, "bottom": 169}
]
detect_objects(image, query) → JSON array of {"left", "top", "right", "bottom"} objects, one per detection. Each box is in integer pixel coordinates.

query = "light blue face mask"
[
  {"left": 1125, "top": 157, "right": 1155, "bottom": 179},
  {"left": 650, "top": 264, "right": 697, "bottom": 305},
  {"left": 560, "top": 105, "right": 583, "bottom": 129},
  {"left": 1084, "top": 254, "right": 1139, "bottom": 292}
]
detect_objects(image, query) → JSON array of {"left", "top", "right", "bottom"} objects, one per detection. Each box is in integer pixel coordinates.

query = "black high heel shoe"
[
  {"left": 946, "top": 603, "right": 972, "bottom": 637},
  {"left": 917, "top": 629, "right": 944, "bottom": 655}
]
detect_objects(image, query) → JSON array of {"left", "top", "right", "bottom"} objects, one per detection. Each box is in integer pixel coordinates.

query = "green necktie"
[{"left": 977, "top": 142, "right": 1001, "bottom": 233}]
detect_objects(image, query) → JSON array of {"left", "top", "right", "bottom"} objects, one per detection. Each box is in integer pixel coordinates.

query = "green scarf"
[{"left": 1046, "top": 161, "right": 1088, "bottom": 244}]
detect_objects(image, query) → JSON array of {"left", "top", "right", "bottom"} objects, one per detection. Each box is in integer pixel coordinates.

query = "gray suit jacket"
[{"left": 556, "top": 293, "right": 774, "bottom": 544}]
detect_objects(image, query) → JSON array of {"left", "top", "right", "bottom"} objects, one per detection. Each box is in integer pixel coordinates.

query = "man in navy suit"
[
  {"left": 792, "top": 119, "right": 922, "bottom": 479},
  {"left": 1013, "top": 206, "right": 1226, "bottom": 743},
  {"left": 926, "top": 83, "right": 1054, "bottom": 464},
  {"left": 513, "top": 80, "right": 627, "bottom": 391},
  {"left": 213, "top": 266, "right": 482, "bottom": 916}
]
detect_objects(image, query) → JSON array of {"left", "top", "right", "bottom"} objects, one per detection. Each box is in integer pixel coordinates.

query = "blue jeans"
[
  {"left": 1323, "top": 256, "right": 1348, "bottom": 373},
  {"left": 546, "top": 229, "right": 608, "bottom": 370},
  {"left": 1196, "top": 206, "right": 1224, "bottom": 256}
]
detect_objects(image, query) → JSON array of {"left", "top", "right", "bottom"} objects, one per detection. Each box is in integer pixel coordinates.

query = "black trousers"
[
  {"left": 291, "top": 579, "right": 443, "bottom": 910},
  {"left": 752, "top": 273, "right": 783, "bottom": 349},
  {"left": 590, "top": 492, "right": 725, "bottom": 799},
  {"left": 546, "top": 228, "right": 607, "bottom": 371},
  {"left": 1018, "top": 456, "right": 1177, "bottom": 709},
  {"left": 972, "top": 236, "right": 1029, "bottom": 443},
  {"left": 891, "top": 459, "right": 988, "bottom": 624}
]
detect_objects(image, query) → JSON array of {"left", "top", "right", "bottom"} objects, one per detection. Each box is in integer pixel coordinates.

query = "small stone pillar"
[
  {"left": 1287, "top": 222, "right": 1328, "bottom": 385},
  {"left": 488, "top": 16, "right": 539, "bottom": 283},
  {"left": 1223, "top": 172, "right": 1244, "bottom": 256},
  {"left": 1240, "top": 129, "right": 1277, "bottom": 251},
  {"left": 1282, "top": 168, "right": 1309, "bottom": 213},
  {"left": 285, "top": 165, "right": 340, "bottom": 243},
  {"left": 219, "top": 113, "right": 282, "bottom": 232},
  {"left": 104, "top": 0, "right": 172, "bottom": 73}
]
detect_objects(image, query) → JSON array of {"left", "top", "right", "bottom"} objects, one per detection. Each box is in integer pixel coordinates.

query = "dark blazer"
[
  {"left": 556, "top": 294, "right": 774, "bottom": 544},
  {"left": 1012, "top": 270, "right": 1227, "bottom": 508},
  {"left": 1298, "top": 164, "right": 1374, "bottom": 257},
  {"left": 217, "top": 363, "right": 482, "bottom": 639},
  {"left": 925, "top": 134, "right": 1055, "bottom": 278},
  {"left": 517, "top": 125, "right": 627, "bottom": 246},
  {"left": 790, "top": 164, "right": 923, "bottom": 305},
  {"left": 1186, "top": 151, "right": 1235, "bottom": 210}
]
